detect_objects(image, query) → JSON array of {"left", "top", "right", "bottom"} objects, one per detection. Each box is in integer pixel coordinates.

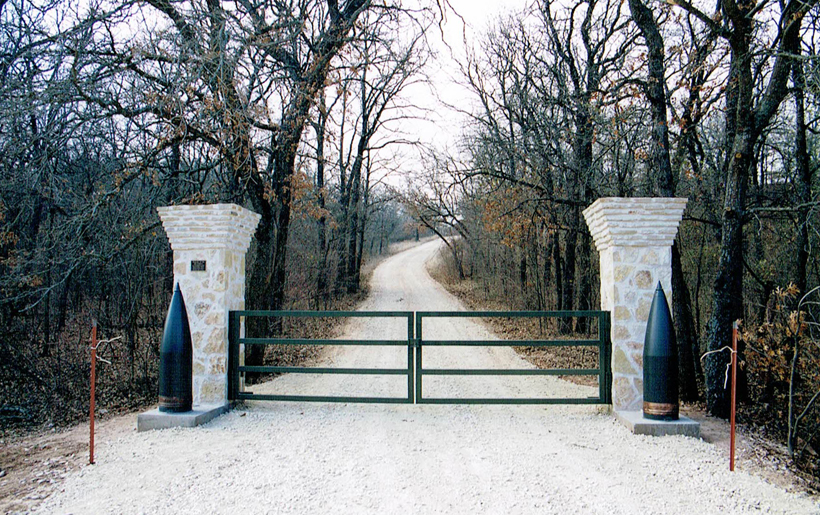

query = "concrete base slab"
[
  {"left": 615, "top": 410, "right": 700, "bottom": 438},
  {"left": 137, "top": 403, "right": 230, "bottom": 432}
]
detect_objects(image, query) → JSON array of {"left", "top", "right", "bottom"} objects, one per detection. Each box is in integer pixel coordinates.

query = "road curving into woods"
[{"left": 36, "top": 239, "right": 818, "bottom": 514}]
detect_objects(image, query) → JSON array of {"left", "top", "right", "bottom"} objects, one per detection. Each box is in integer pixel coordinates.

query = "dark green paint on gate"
[
  {"left": 228, "top": 310, "right": 415, "bottom": 404},
  {"left": 414, "top": 311, "right": 611, "bottom": 405},
  {"left": 227, "top": 310, "right": 612, "bottom": 405}
]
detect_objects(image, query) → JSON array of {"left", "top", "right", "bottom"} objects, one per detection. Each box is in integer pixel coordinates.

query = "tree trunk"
[
  {"left": 345, "top": 155, "right": 361, "bottom": 293},
  {"left": 562, "top": 223, "right": 577, "bottom": 316},
  {"left": 564, "top": 96, "right": 593, "bottom": 331},
  {"left": 706, "top": 17, "right": 754, "bottom": 415},
  {"left": 793, "top": 56, "right": 810, "bottom": 295},
  {"left": 672, "top": 241, "right": 700, "bottom": 400},
  {"left": 354, "top": 155, "right": 372, "bottom": 288},
  {"left": 269, "top": 124, "right": 302, "bottom": 313},
  {"left": 576, "top": 232, "right": 593, "bottom": 333},
  {"left": 542, "top": 226, "right": 553, "bottom": 310},
  {"left": 245, "top": 208, "right": 274, "bottom": 368},
  {"left": 336, "top": 164, "right": 350, "bottom": 294},
  {"left": 705, "top": 13, "right": 752, "bottom": 417},
  {"left": 315, "top": 91, "right": 329, "bottom": 309},
  {"left": 628, "top": 0, "right": 700, "bottom": 401}
]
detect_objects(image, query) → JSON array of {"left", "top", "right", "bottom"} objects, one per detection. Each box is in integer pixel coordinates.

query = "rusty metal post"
[
  {"left": 90, "top": 321, "right": 97, "bottom": 465},
  {"left": 730, "top": 321, "right": 738, "bottom": 472}
]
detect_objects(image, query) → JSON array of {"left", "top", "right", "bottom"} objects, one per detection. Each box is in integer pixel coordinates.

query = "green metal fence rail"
[
  {"left": 414, "top": 311, "right": 612, "bottom": 405},
  {"left": 227, "top": 310, "right": 612, "bottom": 406},
  {"left": 228, "top": 310, "right": 415, "bottom": 404}
]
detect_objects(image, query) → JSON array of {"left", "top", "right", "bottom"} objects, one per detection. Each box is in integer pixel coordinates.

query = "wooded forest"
[
  {"left": 0, "top": 0, "right": 426, "bottom": 428},
  {"left": 1, "top": 0, "right": 820, "bottom": 478},
  {"left": 407, "top": 0, "right": 820, "bottom": 473}
]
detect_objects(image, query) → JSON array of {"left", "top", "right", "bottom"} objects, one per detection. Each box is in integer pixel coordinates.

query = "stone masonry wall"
[
  {"left": 157, "top": 204, "right": 261, "bottom": 406},
  {"left": 583, "top": 198, "right": 687, "bottom": 411}
]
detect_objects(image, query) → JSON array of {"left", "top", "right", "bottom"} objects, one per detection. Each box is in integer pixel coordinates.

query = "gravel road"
[{"left": 36, "top": 240, "right": 819, "bottom": 514}]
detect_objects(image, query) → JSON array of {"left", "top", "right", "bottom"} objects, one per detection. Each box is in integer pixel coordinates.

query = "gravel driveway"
[{"left": 36, "top": 240, "right": 819, "bottom": 514}]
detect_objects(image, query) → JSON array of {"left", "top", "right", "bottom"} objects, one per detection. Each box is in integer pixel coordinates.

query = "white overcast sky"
[{"left": 404, "top": 0, "right": 531, "bottom": 157}]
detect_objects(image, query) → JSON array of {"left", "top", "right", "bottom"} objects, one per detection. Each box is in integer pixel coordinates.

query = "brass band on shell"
[
  {"left": 159, "top": 395, "right": 190, "bottom": 412},
  {"left": 643, "top": 401, "right": 679, "bottom": 419}
]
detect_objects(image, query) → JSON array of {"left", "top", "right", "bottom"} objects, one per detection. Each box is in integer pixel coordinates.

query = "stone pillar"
[
  {"left": 157, "top": 204, "right": 261, "bottom": 407},
  {"left": 583, "top": 197, "right": 687, "bottom": 412}
]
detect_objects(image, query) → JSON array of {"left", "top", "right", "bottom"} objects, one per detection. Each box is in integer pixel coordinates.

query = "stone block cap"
[
  {"left": 583, "top": 197, "right": 687, "bottom": 251},
  {"left": 157, "top": 203, "right": 262, "bottom": 252}
]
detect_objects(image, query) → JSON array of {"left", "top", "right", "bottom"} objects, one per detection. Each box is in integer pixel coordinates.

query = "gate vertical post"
[
  {"left": 407, "top": 312, "right": 415, "bottom": 404},
  {"left": 597, "top": 311, "right": 612, "bottom": 404},
  {"left": 415, "top": 314, "right": 423, "bottom": 403},
  {"left": 157, "top": 204, "right": 261, "bottom": 408},
  {"left": 228, "top": 311, "right": 240, "bottom": 401},
  {"left": 583, "top": 198, "right": 686, "bottom": 412},
  {"left": 602, "top": 311, "right": 612, "bottom": 404}
]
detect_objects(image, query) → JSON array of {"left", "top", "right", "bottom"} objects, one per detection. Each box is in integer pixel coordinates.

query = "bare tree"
[
  {"left": 405, "top": 152, "right": 472, "bottom": 280},
  {"left": 66, "top": 0, "right": 414, "bottom": 367},
  {"left": 332, "top": 11, "right": 429, "bottom": 292},
  {"left": 673, "top": 0, "right": 818, "bottom": 417},
  {"left": 626, "top": 0, "right": 700, "bottom": 399}
]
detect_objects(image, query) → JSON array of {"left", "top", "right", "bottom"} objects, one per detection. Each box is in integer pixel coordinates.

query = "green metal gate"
[
  {"left": 227, "top": 310, "right": 611, "bottom": 405},
  {"left": 414, "top": 311, "right": 611, "bottom": 405},
  {"left": 228, "top": 311, "right": 415, "bottom": 404}
]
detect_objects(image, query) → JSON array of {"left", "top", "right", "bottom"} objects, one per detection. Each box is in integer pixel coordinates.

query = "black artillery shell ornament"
[
  {"left": 159, "top": 284, "right": 193, "bottom": 412},
  {"left": 643, "top": 283, "right": 679, "bottom": 420}
]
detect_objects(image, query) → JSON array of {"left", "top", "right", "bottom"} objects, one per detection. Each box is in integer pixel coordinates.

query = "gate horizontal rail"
[
  {"left": 228, "top": 310, "right": 415, "bottom": 404},
  {"left": 228, "top": 310, "right": 612, "bottom": 406},
  {"left": 418, "top": 310, "right": 603, "bottom": 318},
  {"left": 415, "top": 311, "right": 612, "bottom": 405},
  {"left": 239, "top": 338, "right": 407, "bottom": 346},
  {"left": 421, "top": 369, "right": 601, "bottom": 376},
  {"left": 239, "top": 366, "right": 409, "bottom": 375},
  {"left": 420, "top": 339, "right": 599, "bottom": 347},
  {"left": 414, "top": 398, "right": 603, "bottom": 405}
]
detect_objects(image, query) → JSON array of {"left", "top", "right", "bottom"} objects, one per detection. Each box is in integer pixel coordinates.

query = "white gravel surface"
[{"left": 36, "top": 240, "right": 819, "bottom": 514}]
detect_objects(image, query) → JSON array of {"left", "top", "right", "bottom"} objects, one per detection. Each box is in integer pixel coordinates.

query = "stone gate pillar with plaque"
[
  {"left": 157, "top": 203, "right": 261, "bottom": 407},
  {"left": 139, "top": 204, "right": 260, "bottom": 431}
]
